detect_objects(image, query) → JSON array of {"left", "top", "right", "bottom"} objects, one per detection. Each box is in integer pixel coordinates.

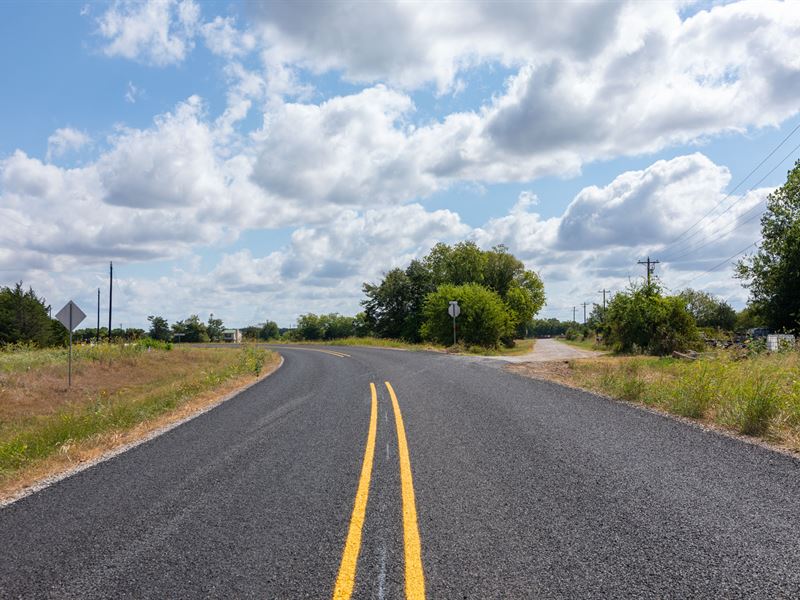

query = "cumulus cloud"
[
  {"left": 96, "top": 0, "right": 200, "bottom": 66},
  {"left": 46, "top": 128, "right": 90, "bottom": 162},
  {"left": 201, "top": 16, "right": 256, "bottom": 58}
]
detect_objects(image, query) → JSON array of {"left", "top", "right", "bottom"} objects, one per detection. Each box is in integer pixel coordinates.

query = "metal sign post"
[
  {"left": 55, "top": 301, "right": 87, "bottom": 387},
  {"left": 448, "top": 301, "right": 461, "bottom": 346}
]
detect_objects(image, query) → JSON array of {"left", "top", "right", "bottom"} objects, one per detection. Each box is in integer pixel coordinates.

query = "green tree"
[
  {"left": 421, "top": 283, "right": 512, "bottom": 347},
  {"left": 296, "top": 313, "right": 324, "bottom": 340},
  {"left": 259, "top": 321, "right": 280, "bottom": 340},
  {"left": 678, "top": 289, "right": 737, "bottom": 330},
  {"left": 0, "top": 282, "right": 57, "bottom": 346},
  {"left": 207, "top": 313, "right": 225, "bottom": 342},
  {"left": 362, "top": 268, "right": 415, "bottom": 339},
  {"left": 736, "top": 159, "right": 800, "bottom": 332},
  {"left": 172, "top": 315, "right": 209, "bottom": 343},
  {"left": 604, "top": 282, "right": 700, "bottom": 355},
  {"left": 147, "top": 315, "right": 171, "bottom": 341}
]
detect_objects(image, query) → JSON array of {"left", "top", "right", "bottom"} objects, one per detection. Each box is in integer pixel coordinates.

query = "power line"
[
  {"left": 663, "top": 201, "right": 765, "bottom": 264},
  {"left": 659, "top": 121, "right": 800, "bottom": 257},
  {"left": 662, "top": 138, "right": 800, "bottom": 262},
  {"left": 670, "top": 241, "right": 757, "bottom": 291}
]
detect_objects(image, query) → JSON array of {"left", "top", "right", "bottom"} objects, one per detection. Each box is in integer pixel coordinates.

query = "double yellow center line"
[{"left": 332, "top": 382, "right": 426, "bottom": 599}]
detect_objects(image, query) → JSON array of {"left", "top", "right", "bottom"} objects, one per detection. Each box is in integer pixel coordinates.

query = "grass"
[
  {"left": 561, "top": 350, "right": 800, "bottom": 449},
  {"left": 0, "top": 342, "right": 277, "bottom": 495},
  {"left": 560, "top": 337, "right": 604, "bottom": 351},
  {"left": 267, "top": 336, "right": 535, "bottom": 356}
]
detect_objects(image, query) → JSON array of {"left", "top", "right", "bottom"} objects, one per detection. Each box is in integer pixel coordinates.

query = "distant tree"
[
  {"left": 736, "top": 159, "right": 800, "bottom": 332},
  {"left": 259, "top": 321, "right": 280, "bottom": 340},
  {"left": 604, "top": 282, "right": 700, "bottom": 355},
  {"left": 321, "top": 313, "right": 355, "bottom": 340},
  {"left": 172, "top": 315, "right": 209, "bottom": 343},
  {"left": 529, "top": 318, "right": 571, "bottom": 337},
  {"left": 734, "top": 306, "right": 766, "bottom": 331},
  {"left": 353, "top": 312, "right": 373, "bottom": 337},
  {"left": 362, "top": 268, "right": 416, "bottom": 339},
  {"left": 296, "top": 313, "right": 324, "bottom": 340},
  {"left": 147, "top": 315, "right": 171, "bottom": 341},
  {"left": 207, "top": 313, "right": 225, "bottom": 342},
  {"left": 363, "top": 242, "right": 545, "bottom": 343},
  {"left": 421, "top": 283, "right": 512, "bottom": 347},
  {"left": 678, "top": 289, "right": 736, "bottom": 330},
  {"left": 0, "top": 282, "right": 57, "bottom": 346}
]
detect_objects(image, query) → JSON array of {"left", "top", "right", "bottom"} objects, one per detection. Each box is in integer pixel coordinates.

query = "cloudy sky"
[{"left": 1, "top": 0, "right": 799, "bottom": 329}]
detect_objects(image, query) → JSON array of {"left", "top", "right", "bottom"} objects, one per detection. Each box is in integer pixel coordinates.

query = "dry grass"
[
  {"left": 509, "top": 350, "right": 800, "bottom": 453},
  {"left": 0, "top": 343, "right": 279, "bottom": 501}
]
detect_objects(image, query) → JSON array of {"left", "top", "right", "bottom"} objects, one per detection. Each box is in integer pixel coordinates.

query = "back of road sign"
[
  {"left": 55, "top": 301, "right": 87, "bottom": 331},
  {"left": 448, "top": 301, "right": 461, "bottom": 318}
]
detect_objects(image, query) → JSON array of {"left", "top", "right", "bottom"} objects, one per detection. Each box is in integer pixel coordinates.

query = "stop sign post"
[{"left": 448, "top": 301, "right": 461, "bottom": 346}]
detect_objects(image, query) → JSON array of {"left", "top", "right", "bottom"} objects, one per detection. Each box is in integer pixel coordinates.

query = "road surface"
[
  {"left": 2, "top": 345, "right": 800, "bottom": 598},
  {"left": 485, "top": 337, "right": 605, "bottom": 363}
]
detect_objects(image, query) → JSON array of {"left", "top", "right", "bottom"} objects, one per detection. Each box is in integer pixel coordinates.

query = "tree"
[
  {"left": 363, "top": 242, "right": 545, "bottom": 343},
  {"left": 604, "top": 282, "right": 700, "bottom": 355},
  {"left": 259, "top": 321, "right": 280, "bottom": 340},
  {"left": 296, "top": 313, "right": 324, "bottom": 340},
  {"left": 736, "top": 159, "right": 800, "bottom": 332},
  {"left": 678, "top": 289, "right": 736, "bottom": 330},
  {"left": 0, "top": 282, "right": 57, "bottom": 346},
  {"left": 147, "top": 315, "right": 171, "bottom": 341},
  {"left": 172, "top": 315, "right": 209, "bottom": 343},
  {"left": 207, "top": 313, "right": 225, "bottom": 342},
  {"left": 421, "top": 283, "right": 512, "bottom": 347}
]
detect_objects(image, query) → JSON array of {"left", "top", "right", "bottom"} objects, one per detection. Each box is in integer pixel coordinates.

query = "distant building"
[{"left": 222, "top": 329, "right": 242, "bottom": 343}]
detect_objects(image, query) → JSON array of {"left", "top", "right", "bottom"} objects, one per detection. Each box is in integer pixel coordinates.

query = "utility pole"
[
  {"left": 598, "top": 289, "right": 610, "bottom": 311},
  {"left": 572, "top": 306, "right": 577, "bottom": 323},
  {"left": 637, "top": 256, "right": 660, "bottom": 285},
  {"left": 108, "top": 261, "right": 113, "bottom": 342},
  {"left": 96, "top": 288, "right": 100, "bottom": 344},
  {"left": 581, "top": 302, "right": 590, "bottom": 324}
]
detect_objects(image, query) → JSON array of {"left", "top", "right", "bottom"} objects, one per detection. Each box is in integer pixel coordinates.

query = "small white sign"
[
  {"left": 448, "top": 301, "right": 461, "bottom": 318},
  {"left": 55, "top": 301, "right": 86, "bottom": 331}
]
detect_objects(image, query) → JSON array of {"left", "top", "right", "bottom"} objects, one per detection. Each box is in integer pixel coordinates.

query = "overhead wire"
[
  {"left": 661, "top": 137, "right": 800, "bottom": 263},
  {"left": 659, "top": 121, "right": 800, "bottom": 259}
]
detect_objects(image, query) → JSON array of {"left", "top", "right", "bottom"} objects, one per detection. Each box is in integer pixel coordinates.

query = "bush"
[
  {"left": 604, "top": 282, "right": 700, "bottom": 355},
  {"left": 421, "top": 283, "right": 513, "bottom": 348}
]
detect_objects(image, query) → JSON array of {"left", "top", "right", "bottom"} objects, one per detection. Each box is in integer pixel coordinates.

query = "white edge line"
[{"left": 1, "top": 355, "right": 285, "bottom": 509}]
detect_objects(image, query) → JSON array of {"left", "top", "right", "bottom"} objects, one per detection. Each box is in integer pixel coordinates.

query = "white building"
[{"left": 222, "top": 329, "right": 242, "bottom": 343}]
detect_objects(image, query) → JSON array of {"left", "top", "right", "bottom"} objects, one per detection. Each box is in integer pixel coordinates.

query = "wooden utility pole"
[
  {"left": 581, "top": 302, "right": 590, "bottom": 324},
  {"left": 572, "top": 306, "right": 577, "bottom": 323},
  {"left": 598, "top": 289, "right": 610, "bottom": 312},
  {"left": 637, "top": 257, "right": 660, "bottom": 285},
  {"left": 108, "top": 261, "right": 113, "bottom": 342}
]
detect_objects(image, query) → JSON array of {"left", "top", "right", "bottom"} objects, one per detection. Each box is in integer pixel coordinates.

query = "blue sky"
[{"left": 1, "top": 0, "right": 799, "bottom": 328}]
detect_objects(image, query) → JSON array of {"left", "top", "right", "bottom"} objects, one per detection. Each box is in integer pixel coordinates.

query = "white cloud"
[
  {"left": 46, "top": 128, "right": 90, "bottom": 162},
  {"left": 124, "top": 81, "right": 143, "bottom": 103},
  {"left": 96, "top": 0, "right": 200, "bottom": 66},
  {"left": 201, "top": 16, "right": 255, "bottom": 58}
]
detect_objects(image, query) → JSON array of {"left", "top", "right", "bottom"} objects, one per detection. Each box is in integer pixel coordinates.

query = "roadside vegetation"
[
  {"left": 271, "top": 335, "right": 535, "bottom": 357},
  {"left": 0, "top": 341, "right": 276, "bottom": 498},
  {"left": 514, "top": 347, "right": 800, "bottom": 450}
]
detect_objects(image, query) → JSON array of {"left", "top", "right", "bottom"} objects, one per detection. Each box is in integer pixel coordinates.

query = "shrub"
[
  {"left": 421, "top": 283, "right": 513, "bottom": 347},
  {"left": 604, "top": 282, "right": 700, "bottom": 355}
]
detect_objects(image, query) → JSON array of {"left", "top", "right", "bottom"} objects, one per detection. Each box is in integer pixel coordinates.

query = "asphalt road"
[{"left": 3, "top": 345, "right": 800, "bottom": 598}]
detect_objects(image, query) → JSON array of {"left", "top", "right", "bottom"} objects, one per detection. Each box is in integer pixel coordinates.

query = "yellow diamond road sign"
[{"left": 55, "top": 300, "right": 86, "bottom": 331}]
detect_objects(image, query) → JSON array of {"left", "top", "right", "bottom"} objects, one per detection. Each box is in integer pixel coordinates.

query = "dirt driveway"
[{"left": 496, "top": 338, "right": 605, "bottom": 363}]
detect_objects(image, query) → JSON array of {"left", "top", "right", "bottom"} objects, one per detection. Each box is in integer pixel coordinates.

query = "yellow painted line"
[
  {"left": 385, "top": 381, "right": 426, "bottom": 600},
  {"left": 333, "top": 383, "right": 378, "bottom": 599}
]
